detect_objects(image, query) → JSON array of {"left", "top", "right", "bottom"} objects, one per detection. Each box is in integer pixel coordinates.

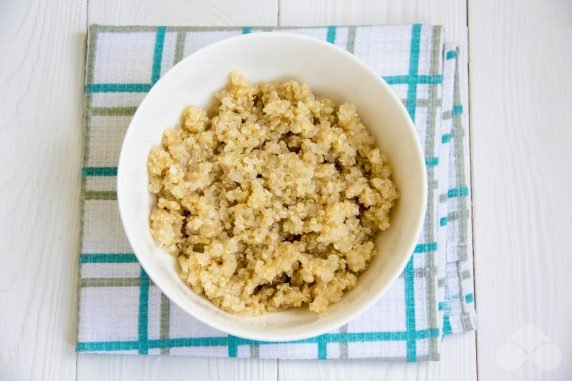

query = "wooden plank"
[
  {"left": 77, "top": 1, "right": 279, "bottom": 380},
  {"left": 278, "top": 332, "right": 477, "bottom": 381},
  {"left": 0, "top": 0, "right": 87, "bottom": 380},
  {"left": 77, "top": 355, "right": 209, "bottom": 380},
  {"left": 468, "top": 0, "right": 572, "bottom": 379},
  {"left": 89, "top": 0, "right": 278, "bottom": 26},
  {"left": 77, "top": 355, "right": 213, "bottom": 380},
  {"left": 211, "top": 359, "right": 279, "bottom": 381},
  {"left": 77, "top": 356, "right": 278, "bottom": 381},
  {"left": 77, "top": 355, "right": 280, "bottom": 380},
  {"left": 77, "top": 356, "right": 280, "bottom": 381}
]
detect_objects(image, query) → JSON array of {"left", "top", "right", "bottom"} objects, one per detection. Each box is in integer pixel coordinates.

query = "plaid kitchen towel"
[{"left": 77, "top": 24, "right": 476, "bottom": 361}]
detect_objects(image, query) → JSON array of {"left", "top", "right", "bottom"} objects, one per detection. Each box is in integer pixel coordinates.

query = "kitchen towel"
[{"left": 77, "top": 24, "right": 476, "bottom": 361}]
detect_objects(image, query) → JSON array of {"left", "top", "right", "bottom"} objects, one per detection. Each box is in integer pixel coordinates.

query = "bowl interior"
[{"left": 117, "top": 32, "right": 426, "bottom": 342}]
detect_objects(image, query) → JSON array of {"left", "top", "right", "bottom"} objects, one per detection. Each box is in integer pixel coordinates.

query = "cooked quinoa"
[{"left": 147, "top": 72, "right": 399, "bottom": 315}]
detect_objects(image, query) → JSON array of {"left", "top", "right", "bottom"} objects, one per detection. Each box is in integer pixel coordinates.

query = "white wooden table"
[{"left": 2, "top": 0, "right": 571, "bottom": 380}]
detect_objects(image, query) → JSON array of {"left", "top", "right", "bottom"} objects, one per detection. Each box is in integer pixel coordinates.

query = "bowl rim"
[{"left": 117, "top": 31, "right": 427, "bottom": 342}]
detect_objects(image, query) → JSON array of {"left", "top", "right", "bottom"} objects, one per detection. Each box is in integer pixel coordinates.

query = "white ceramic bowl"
[{"left": 117, "top": 32, "right": 427, "bottom": 342}]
